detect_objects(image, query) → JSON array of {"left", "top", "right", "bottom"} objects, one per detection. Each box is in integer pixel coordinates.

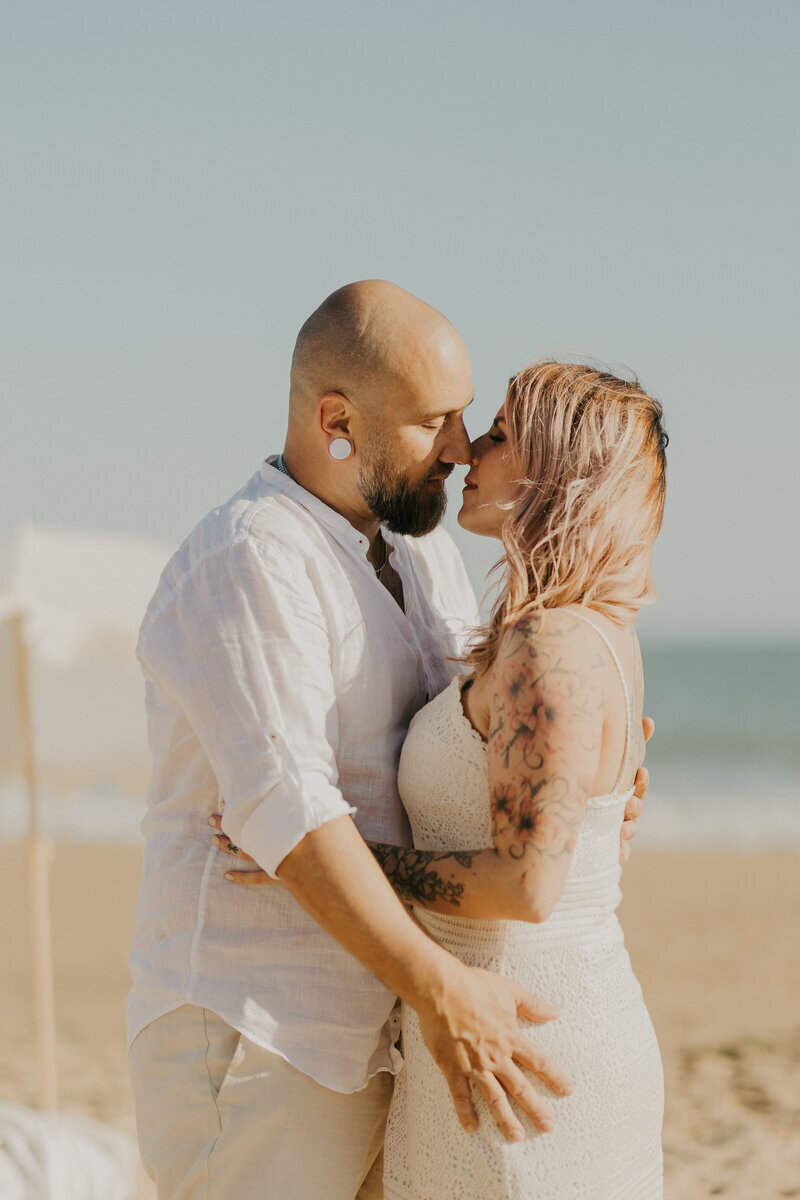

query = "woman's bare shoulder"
[{"left": 492, "top": 607, "right": 610, "bottom": 679}]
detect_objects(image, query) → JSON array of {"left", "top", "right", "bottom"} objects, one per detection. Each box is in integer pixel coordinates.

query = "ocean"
[
  {"left": 3, "top": 642, "right": 798, "bottom": 849},
  {"left": 638, "top": 642, "right": 800, "bottom": 847}
]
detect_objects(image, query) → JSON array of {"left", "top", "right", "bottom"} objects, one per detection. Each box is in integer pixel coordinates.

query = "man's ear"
[{"left": 318, "top": 392, "right": 353, "bottom": 442}]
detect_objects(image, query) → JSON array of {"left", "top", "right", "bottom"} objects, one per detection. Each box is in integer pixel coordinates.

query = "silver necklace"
[{"left": 372, "top": 539, "right": 388, "bottom": 579}]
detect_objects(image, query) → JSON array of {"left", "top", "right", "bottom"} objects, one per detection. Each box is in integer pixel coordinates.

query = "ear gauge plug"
[{"left": 329, "top": 438, "right": 352, "bottom": 461}]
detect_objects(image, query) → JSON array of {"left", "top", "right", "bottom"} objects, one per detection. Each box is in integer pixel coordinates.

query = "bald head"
[
  {"left": 281, "top": 280, "right": 473, "bottom": 539},
  {"left": 289, "top": 279, "right": 468, "bottom": 418}
]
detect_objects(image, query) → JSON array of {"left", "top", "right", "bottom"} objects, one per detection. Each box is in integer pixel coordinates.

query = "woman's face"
[{"left": 457, "top": 398, "right": 524, "bottom": 538}]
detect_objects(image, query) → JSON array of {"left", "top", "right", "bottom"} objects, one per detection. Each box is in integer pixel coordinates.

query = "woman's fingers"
[
  {"left": 209, "top": 816, "right": 256, "bottom": 864},
  {"left": 642, "top": 717, "right": 655, "bottom": 743},
  {"left": 208, "top": 817, "right": 277, "bottom": 884},
  {"left": 224, "top": 868, "right": 274, "bottom": 885},
  {"left": 214, "top": 833, "right": 256, "bottom": 862},
  {"left": 209, "top": 815, "right": 274, "bottom": 882}
]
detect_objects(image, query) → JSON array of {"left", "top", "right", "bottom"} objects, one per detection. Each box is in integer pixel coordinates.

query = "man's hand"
[
  {"left": 416, "top": 963, "right": 572, "bottom": 1141},
  {"left": 620, "top": 717, "right": 654, "bottom": 865},
  {"left": 210, "top": 811, "right": 571, "bottom": 1139}
]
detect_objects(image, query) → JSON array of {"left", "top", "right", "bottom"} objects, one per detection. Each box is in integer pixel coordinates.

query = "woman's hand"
[
  {"left": 619, "top": 717, "right": 654, "bottom": 865},
  {"left": 209, "top": 813, "right": 277, "bottom": 884}
]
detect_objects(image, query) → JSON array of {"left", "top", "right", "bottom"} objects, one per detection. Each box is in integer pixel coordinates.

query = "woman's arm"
[
  {"left": 352, "top": 613, "right": 608, "bottom": 922},
  {"left": 480, "top": 610, "right": 606, "bottom": 920}
]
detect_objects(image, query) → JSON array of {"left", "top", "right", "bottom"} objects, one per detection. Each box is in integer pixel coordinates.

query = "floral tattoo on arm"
[
  {"left": 488, "top": 615, "right": 605, "bottom": 866},
  {"left": 369, "top": 617, "right": 606, "bottom": 912},
  {"left": 368, "top": 844, "right": 479, "bottom": 908}
]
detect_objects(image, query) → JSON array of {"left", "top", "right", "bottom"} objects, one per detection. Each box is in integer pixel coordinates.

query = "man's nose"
[{"left": 439, "top": 417, "right": 472, "bottom": 465}]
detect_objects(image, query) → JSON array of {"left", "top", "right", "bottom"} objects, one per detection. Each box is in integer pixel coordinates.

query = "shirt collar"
[{"left": 260, "top": 457, "right": 377, "bottom": 563}]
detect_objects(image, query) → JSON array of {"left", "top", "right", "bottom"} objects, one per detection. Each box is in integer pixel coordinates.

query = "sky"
[{"left": 2, "top": 0, "right": 798, "bottom": 643}]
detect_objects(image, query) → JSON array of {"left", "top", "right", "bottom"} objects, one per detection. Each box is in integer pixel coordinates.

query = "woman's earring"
[{"left": 329, "top": 438, "right": 352, "bottom": 461}]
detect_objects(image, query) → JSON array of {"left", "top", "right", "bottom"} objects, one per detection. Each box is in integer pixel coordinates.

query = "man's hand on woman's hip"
[
  {"left": 208, "top": 811, "right": 572, "bottom": 1142},
  {"left": 414, "top": 960, "right": 572, "bottom": 1142}
]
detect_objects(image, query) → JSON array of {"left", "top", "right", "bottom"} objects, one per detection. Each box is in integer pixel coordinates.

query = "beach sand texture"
[{"left": 2, "top": 845, "right": 799, "bottom": 1199}]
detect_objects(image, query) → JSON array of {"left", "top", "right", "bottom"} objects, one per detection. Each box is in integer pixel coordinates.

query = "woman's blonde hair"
[{"left": 467, "top": 360, "right": 668, "bottom": 676}]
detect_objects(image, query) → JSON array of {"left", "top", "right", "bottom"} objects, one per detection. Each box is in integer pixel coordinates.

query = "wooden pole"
[{"left": 14, "top": 611, "right": 58, "bottom": 1110}]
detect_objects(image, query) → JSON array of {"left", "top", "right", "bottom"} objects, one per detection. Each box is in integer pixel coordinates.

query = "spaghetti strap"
[{"left": 570, "top": 609, "right": 633, "bottom": 793}]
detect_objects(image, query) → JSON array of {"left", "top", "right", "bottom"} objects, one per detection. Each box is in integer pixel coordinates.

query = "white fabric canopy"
[
  {"left": 0, "top": 1102, "right": 139, "bottom": 1200},
  {"left": 0, "top": 520, "right": 172, "bottom": 792},
  {"left": 0, "top": 520, "right": 172, "bottom": 1113}
]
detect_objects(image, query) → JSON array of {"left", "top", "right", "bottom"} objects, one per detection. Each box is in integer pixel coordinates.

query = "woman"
[
  {"left": 378, "top": 361, "right": 667, "bottom": 1198},
  {"left": 219, "top": 360, "right": 667, "bottom": 1198}
]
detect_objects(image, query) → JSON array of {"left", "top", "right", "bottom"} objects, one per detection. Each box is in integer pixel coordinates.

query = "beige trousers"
[{"left": 129, "top": 1005, "right": 393, "bottom": 1200}]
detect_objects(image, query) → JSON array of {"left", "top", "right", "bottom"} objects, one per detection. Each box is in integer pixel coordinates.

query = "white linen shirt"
[{"left": 127, "top": 460, "right": 478, "bottom": 1093}]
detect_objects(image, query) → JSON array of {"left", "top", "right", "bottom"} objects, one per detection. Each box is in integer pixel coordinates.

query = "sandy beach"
[{"left": 2, "top": 844, "right": 799, "bottom": 1199}]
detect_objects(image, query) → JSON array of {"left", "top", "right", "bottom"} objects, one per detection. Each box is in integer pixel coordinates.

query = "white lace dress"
[{"left": 383, "top": 622, "right": 664, "bottom": 1199}]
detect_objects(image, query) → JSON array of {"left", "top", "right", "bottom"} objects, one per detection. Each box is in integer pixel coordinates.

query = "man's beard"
[{"left": 358, "top": 443, "right": 451, "bottom": 537}]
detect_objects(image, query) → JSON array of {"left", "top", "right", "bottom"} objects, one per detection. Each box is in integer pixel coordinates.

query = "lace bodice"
[{"left": 399, "top": 675, "right": 632, "bottom": 942}]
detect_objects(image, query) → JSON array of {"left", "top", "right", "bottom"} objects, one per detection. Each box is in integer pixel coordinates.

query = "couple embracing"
[{"left": 128, "top": 280, "right": 667, "bottom": 1199}]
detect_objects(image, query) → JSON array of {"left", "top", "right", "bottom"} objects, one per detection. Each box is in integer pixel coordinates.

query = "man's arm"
[
  {"left": 273, "top": 815, "right": 572, "bottom": 1140},
  {"left": 216, "top": 812, "right": 572, "bottom": 1137}
]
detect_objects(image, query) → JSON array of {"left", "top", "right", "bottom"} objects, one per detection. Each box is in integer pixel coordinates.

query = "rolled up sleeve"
[{"left": 138, "top": 534, "right": 355, "bottom": 876}]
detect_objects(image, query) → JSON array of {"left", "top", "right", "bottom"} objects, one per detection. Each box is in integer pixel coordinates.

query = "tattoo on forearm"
[{"left": 369, "top": 844, "right": 476, "bottom": 908}]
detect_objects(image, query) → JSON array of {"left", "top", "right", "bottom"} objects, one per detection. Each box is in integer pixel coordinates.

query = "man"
[{"left": 128, "top": 280, "right": 646, "bottom": 1199}]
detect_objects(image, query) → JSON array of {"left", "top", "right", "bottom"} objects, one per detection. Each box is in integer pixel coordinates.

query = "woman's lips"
[{"left": 463, "top": 477, "right": 478, "bottom": 490}]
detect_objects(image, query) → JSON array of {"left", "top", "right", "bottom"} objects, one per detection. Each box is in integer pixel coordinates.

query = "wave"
[
  {"left": 3, "top": 781, "right": 798, "bottom": 850},
  {"left": 634, "top": 787, "right": 800, "bottom": 849}
]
